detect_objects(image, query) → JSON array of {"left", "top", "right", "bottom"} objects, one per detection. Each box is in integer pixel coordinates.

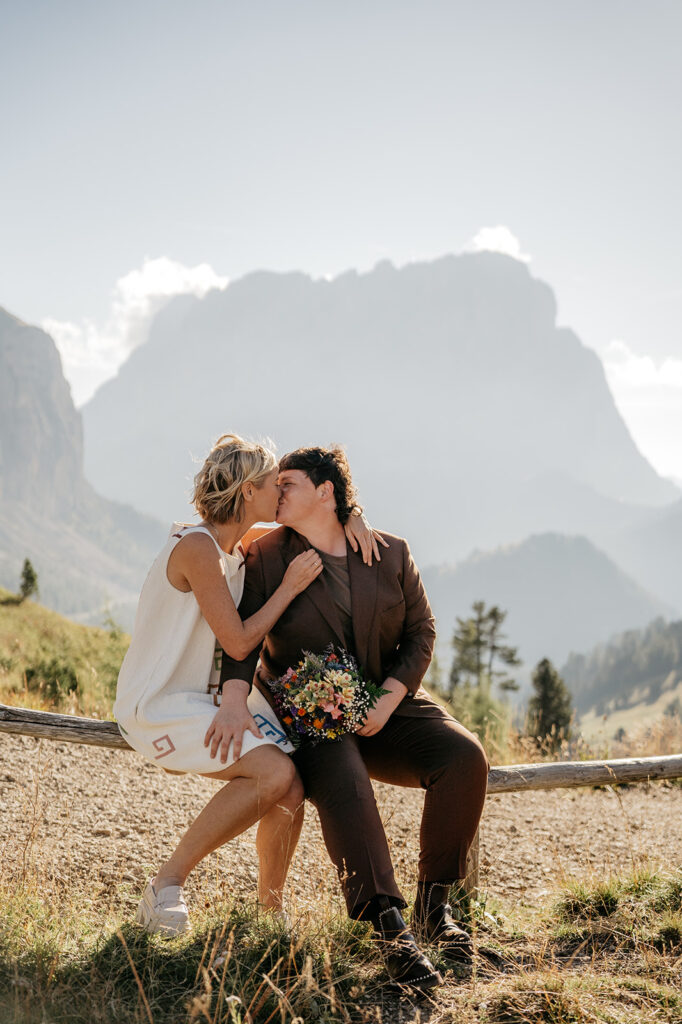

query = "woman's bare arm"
[{"left": 167, "top": 533, "right": 321, "bottom": 660}]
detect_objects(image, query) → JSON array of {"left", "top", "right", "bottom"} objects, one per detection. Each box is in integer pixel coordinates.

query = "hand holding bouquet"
[{"left": 267, "top": 646, "right": 388, "bottom": 747}]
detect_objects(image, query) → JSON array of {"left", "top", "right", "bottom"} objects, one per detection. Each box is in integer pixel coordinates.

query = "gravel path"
[{"left": 1, "top": 734, "right": 680, "bottom": 914}]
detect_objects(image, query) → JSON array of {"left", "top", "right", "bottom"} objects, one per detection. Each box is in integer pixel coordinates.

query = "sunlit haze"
[{"left": 2, "top": 0, "right": 681, "bottom": 474}]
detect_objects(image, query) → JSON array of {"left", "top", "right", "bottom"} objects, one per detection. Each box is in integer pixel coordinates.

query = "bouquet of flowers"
[{"left": 267, "top": 645, "right": 387, "bottom": 747}]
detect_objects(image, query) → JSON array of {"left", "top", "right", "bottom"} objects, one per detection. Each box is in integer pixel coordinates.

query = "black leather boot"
[
  {"left": 370, "top": 897, "right": 443, "bottom": 991},
  {"left": 413, "top": 881, "right": 473, "bottom": 964}
]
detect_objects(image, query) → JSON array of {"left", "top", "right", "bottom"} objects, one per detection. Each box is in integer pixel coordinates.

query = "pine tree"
[
  {"left": 19, "top": 558, "right": 39, "bottom": 602},
  {"left": 485, "top": 605, "right": 521, "bottom": 695},
  {"left": 527, "top": 657, "right": 573, "bottom": 749},
  {"left": 445, "top": 601, "right": 521, "bottom": 742},
  {"left": 449, "top": 601, "right": 488, "bottom": 692},
  {"left": 448, "top": 600, "right": 520, "bottom": 698}
]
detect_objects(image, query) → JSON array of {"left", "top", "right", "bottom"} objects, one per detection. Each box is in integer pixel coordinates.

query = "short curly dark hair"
[{"left": 278, "top": 446, "right": 359, "bottom": 524}]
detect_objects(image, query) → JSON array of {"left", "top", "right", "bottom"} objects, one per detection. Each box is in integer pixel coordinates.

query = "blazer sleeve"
[
  {"left": 219, "top": 542, "right": 268, "bottom": 690},
  {"left": 386, "top": 540, "right": 436, "bottom": 695}
]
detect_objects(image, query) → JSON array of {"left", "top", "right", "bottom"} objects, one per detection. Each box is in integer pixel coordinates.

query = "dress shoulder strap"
[{"left": 168, "top": 523, "right": 243, "bottom": 563}]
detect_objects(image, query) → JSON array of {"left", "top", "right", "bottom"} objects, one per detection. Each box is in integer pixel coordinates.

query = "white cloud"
[
  {"left": 467, "top": 225, "right": 531, "bottom": 263},
  {"left": 603, "top": 339, "right": 682, "bottom": 391},
  {"left": 44, "top": 257, "right": 228, "bottom": 406},
  {"left": 602, "top": 338, "right": 682, "bottom": 481}
]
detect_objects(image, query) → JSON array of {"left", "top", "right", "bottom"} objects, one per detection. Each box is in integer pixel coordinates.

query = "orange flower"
[
  {"left": 297, "top": 707, "right": 306, "bottom": 717},
  {"left": 313, "top": 719, "right": 324, "bottom": 729},
  {"left": 283, "top": 716, "right": 293, "bottom": 725},
  {"left": 291, "top": 673, "right": 298, "bottom": 682},
  {"left": 284, "top": 683, "right": 291, "bottom": 689}
]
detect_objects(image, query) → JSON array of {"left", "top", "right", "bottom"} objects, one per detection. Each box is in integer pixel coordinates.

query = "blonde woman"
[{"left": 114, "top": 434, "right": 381, "bottom": 936}]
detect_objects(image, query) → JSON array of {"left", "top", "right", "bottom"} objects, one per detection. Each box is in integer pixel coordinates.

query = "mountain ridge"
[
  {"left": 82, "top": 252, "right": 677, "bottom": 567},
  {"left": 422, "top": 532, "right": 675, "bottom": 675}
]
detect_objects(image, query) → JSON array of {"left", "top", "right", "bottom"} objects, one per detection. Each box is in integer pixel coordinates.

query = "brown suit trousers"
[{"left": 221, "top": 526, "right": 488, "bottom": 916}]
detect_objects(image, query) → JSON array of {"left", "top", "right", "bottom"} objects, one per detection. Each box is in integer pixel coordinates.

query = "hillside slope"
[
  {"left": 562, "top": 616, "right": 682, "bottom": 716},
  {"left": 0, "top": 586, "right": 129, "bottom": 713},
  {"left": 422, "top": 533, "right": 674, "bottom": 672}
]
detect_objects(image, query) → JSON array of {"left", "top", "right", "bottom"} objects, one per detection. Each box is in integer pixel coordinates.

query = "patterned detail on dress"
[
  {"left": 152, "top": 734, "right": 176, "bottom": 759},
  {"left": 253, "top": 714, "right": 289, "bottom": 747}
]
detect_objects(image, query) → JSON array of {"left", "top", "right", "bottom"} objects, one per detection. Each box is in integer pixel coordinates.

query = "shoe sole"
[
  {"left": 389, "top": 968, "right": 443, "bottom": 993},
  {"left": 438, "top": 941, "right": 473, "bottom": 965}
]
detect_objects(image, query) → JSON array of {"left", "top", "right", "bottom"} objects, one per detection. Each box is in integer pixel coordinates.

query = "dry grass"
[
  {"left": 2, "top": 821, "right": 682, "bottom": 1024},
  {"left": 3, "top": 598, "right": 682, "bottom": 1020},
  {"left": 479, "top": 710, "right": 682, "bottom": 767},
  {"left": 0, "top": 874, "right": 378, "bottom": 1024}
]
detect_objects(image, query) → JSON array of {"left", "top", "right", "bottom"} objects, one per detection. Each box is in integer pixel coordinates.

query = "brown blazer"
[{"left": 220, "top": 526, "right": 436, "bottom": 707}]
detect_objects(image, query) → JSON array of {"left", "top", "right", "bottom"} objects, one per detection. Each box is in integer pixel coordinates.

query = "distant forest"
[{"left": 562, "top": 617, "right": 682, "bottom": 715}]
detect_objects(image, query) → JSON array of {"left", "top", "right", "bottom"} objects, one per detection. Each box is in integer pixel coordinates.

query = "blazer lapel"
[
  {"left": 348, "top": 541, "right": 378, "bottom": 669},
  {"left": 280, "top": 529, "right": 347, "bottom": 647}
]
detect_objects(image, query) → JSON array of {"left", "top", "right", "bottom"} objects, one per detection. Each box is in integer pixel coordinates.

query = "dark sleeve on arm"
[
  {"left": 387, "top": 540, "right": 436, "bottom": 696},
  {"left": 219, "top": 542, "right": 267, "bottom": 691}
]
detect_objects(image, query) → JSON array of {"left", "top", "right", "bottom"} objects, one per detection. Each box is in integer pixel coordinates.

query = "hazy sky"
[{"left": 2, "top": 0, "right": 681, "bottom": 476}]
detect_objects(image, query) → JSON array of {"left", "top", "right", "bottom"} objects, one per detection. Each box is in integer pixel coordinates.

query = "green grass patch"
[
  {"left": 557, "top": 880, "right": 621, "bottom": 920},
  {"left": 483, "top": 974, "right": 587, "bottom": 1023},
  {"left": 551, "top": 868, "right": 682, "bottom": 963},
  {"left": 0, "top": 587, "right": 128, "bottom": 716},
  {"left": 555, "top": 868, "right": 675, "bottom": 922},
  {"left": 483, "top": 972, "right": 682, "bottom": 1024}
]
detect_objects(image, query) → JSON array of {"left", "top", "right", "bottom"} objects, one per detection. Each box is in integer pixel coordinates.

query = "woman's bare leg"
[
  {"left": 256, "top": 775, "right": 305, "bottom": 911},
  {"left": 153, "top": 746, "right": 295, "bottom": 889}
]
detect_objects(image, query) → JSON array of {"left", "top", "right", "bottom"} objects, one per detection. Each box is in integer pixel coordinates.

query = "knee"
[
  {"left": 469, "top": 739, "right": 490, "bottom": 794},
  {"left": 435, "top": 728, "right": 489, "bottom": 789},
  {"left": 253, "top": 748, "right": 297, "bottom": 804},
  {"left": 279, "top": 771, "right": 305, "bottom": 813},
  {"left": 260, "top": 763, "right": 297, "bottom": 805}
]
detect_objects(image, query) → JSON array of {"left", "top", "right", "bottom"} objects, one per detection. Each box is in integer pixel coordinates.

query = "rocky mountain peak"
[
  {"left": 0, "top": 307, "right": 84, "bottom": 515},
  {"left": 82, "top": 252, "right": 677, "bottom": 563}
]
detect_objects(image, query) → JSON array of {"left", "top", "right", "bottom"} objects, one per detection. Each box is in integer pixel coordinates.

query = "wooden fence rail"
[
  {"left": 4, "top": 703, "right": 682, "bottom": 894},
  {"left": 3, "top": 702, "right": 682, "bottom": 794}
]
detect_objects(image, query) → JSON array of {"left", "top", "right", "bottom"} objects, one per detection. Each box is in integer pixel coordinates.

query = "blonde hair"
[{"left": 192, "top": 434, "right": 277, "bottom": 524}]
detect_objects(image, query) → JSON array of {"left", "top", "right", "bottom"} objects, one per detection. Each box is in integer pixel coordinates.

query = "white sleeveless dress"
[{"left": 114, "top": 523, "right": 293, "bottom": 773}]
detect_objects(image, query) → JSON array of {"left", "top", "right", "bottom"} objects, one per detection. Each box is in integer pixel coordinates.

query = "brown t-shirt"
[{"left": 319, "top": 550, "right": 355, "bottom": 653}]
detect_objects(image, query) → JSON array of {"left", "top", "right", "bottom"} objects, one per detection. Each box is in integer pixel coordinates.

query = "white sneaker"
[{"left": 135, "top": 878, "right": 190, "bottom": 937}]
